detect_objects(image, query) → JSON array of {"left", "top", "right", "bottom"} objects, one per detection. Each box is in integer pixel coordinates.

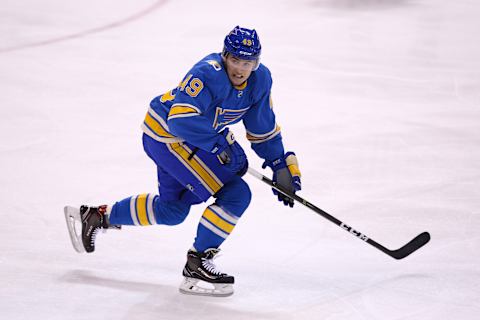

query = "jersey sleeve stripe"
[
  {"left": 246, "top": 124, "right": 281, "bottom": 143},
  {"left": 168, "top": 104, "right": 201, "bottom": 120}
]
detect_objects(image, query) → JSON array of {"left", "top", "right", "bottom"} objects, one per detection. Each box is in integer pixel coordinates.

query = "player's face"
[{"left": 224, "top": 55, "right": 256, "bottom": 86}]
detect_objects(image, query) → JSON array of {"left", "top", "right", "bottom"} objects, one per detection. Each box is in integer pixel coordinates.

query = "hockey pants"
[{"left": 108, "top": 134, "right": 252, "bottom": 252}]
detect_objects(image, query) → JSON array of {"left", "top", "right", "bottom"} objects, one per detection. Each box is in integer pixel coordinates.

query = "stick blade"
[{"left": 389, "top": 232, "right": 431, "bottom": 260}]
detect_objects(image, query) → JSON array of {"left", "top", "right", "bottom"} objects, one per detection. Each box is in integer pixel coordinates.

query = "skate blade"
[
  {"left": 179, "top": 277, "right": 234, "bottom": 297},
  {"left": 64, "top": 206, "right": 85, "bottom": 253}
]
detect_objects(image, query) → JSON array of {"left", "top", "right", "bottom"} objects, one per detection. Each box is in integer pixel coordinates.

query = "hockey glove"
[
  {"left": 211, "top": 128, "right": 248, "bottom": 176},
  {"left": 262, "top": 152, "right": 301, "bottom": 207}
]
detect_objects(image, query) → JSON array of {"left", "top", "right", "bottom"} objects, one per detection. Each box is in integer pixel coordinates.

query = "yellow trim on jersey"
[
  {"left": 246, "top": 125, "right": 281, "bottom": 143},
  {"left": 203, "top": 208, "right": 235, "bottom": 234},
  {"left": 234, "top": 81, "right": 248, "bottom": 90},
  {"left": 144, "top": 112, "right": 175, "bottom": 138},
  {"left": 169, "top": 143, "right": 223, "bottom": 194},
  {"left": 207, "top": 60, "right": 222, "bottom": 71},
  {"left": 136, "top": 194, "right": 150, "bottom": 226},
  {"left": 141, "top": 123, "right": 184, "bottom": 143},
  {"left": 160, "top": 90, "right": 176, "bottom": 103},
  {"left": 168, "top": 105, "right": 199, "bottom": 117}
]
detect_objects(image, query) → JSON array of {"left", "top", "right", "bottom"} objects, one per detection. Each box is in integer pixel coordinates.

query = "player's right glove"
[
  {"left": 262, "top": 152, "right": 301, "bottom": 207},
  {"left": 211, "top": 128, "right": 248, "bottom": 176}
]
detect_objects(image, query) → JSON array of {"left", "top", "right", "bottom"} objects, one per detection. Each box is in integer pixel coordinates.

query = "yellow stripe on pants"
[{"left": 169, "top": 143, "right": 222, "bottom": 194}]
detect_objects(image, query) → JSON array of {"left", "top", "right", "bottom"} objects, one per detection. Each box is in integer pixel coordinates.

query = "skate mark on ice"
[{"left": 0, "top": 0, "right": 168, "bottom": 54}]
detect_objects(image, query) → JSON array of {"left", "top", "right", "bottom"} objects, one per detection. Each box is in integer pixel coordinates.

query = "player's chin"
[{"left": 230, "top": 77, "right": 245, "bottom": 86}]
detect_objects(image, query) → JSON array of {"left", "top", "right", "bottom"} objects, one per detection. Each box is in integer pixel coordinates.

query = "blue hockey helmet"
[{"left": 222, "top": 26, "right": 261, "bottom": 69}]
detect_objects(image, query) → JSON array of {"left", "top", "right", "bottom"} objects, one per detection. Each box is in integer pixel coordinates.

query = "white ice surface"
[{"left": 1, "top": 0, "right": 479, "bottom": 319}]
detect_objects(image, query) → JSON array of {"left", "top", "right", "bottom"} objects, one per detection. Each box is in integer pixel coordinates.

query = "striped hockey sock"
[
  {"left": 193, "top": 204, "right": 240, "bottom": 252},
  {"left": 109, "top": 194, "right": 157, "bottom": 226}
]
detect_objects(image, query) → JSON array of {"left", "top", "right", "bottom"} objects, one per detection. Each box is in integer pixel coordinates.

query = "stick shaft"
[{"left": 247, "top": 167, "right": 430, "bottom": 259}]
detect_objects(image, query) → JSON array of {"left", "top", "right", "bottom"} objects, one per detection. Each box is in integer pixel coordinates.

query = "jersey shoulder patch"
[{"left": 188, "top": 54, "right": 230, "bottom": 94}]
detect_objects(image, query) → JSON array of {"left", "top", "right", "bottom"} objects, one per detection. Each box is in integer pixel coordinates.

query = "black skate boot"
[
  {"left": 179, "top": 248, "right": 234, "bottom": 297},
  {"left": 80, "top": 205, "right": 109, "bottom": 253},
  {"left": 64, "top": 205, "right": 120, "bottom": 253}
]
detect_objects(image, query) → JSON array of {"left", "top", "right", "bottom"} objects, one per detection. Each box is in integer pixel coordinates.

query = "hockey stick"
[{"left": 247, "top": 167, "right": 430, "bottom": 260}]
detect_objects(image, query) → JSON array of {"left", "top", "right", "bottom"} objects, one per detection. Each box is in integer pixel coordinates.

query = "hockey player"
[{"left": 64, "top": 26, "right": 301, "bottom": 297}]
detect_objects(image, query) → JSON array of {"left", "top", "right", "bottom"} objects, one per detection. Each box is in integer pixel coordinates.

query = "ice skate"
[
  {"left": 64, "top": 205, "right": 120, "bottom": 253},
  {"left": 179, "top": 248, "right": 234, "bottom": 297}
]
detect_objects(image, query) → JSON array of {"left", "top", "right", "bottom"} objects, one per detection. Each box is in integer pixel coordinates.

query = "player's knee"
[
  {"left": 235, "top": 179, "right": 252, "bottom": 214},
  {"left": 180, "top": 190, "right": 205, "bottom": 205},
  {"left": 154, "top": 200, "right": 190, "bottom": 226},
  {"left": 216, "top": 176, "right": 251, "bottom": 217}
]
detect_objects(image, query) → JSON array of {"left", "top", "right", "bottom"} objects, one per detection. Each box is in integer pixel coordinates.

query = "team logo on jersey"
[
  {"left": 213, "top": 107, "right": 249, "bottom": 129},
  {"left": 207, "top": 60, "right": 222, "bottom": 71}
]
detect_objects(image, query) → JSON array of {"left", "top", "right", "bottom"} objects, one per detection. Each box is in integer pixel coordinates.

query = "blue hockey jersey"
[{"left": 141, "top": 53, "right": 284, "bottom": 161}]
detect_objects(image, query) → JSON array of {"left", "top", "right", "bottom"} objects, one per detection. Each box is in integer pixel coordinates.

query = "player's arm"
[
  {"left": 243, "top": 70, "right": 301, "bottom": 207},
  {"left": 166, "top": 72, "right": 223, "bottom": 153},
  {"left": 242, "top": 69, "right": 284, "bottom": 162},
  {"left": 167, "top": 72, "right": 248, "bottom": 176}
]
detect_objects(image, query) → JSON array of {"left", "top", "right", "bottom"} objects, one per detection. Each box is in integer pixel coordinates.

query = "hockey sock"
[
  {"left": 193, "top": 204, "right": 240, "bottom": 252},
  {"left": 109, "top": 194, "right": 157, "bottom": 226},
  {"left": 109, "top": 194, "right": 191, "bottom": 226}
]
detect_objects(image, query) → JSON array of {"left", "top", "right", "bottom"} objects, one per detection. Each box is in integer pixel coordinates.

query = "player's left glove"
[
  {"left": 211, "top": 128, "right": 248, "bottom": 176},
  {"left": 262, "top": 152, "right": 301, "bottom": 207}
]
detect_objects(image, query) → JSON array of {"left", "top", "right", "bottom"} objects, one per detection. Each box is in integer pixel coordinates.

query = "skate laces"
[
  {"left": 201, "top": 248, "right": 223, "bottom": 275},
  {"left": 90, "top": 228, "right": 100, "bottom": 246},
  {"left": 83, "top": 206, "right": 106, "bottom": 246},
  {"left": 201, "top": 258, "right": 223, "bottom": 275},
  {"left": 89, "top": 216, "right": 103, "bottom": 246}
]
